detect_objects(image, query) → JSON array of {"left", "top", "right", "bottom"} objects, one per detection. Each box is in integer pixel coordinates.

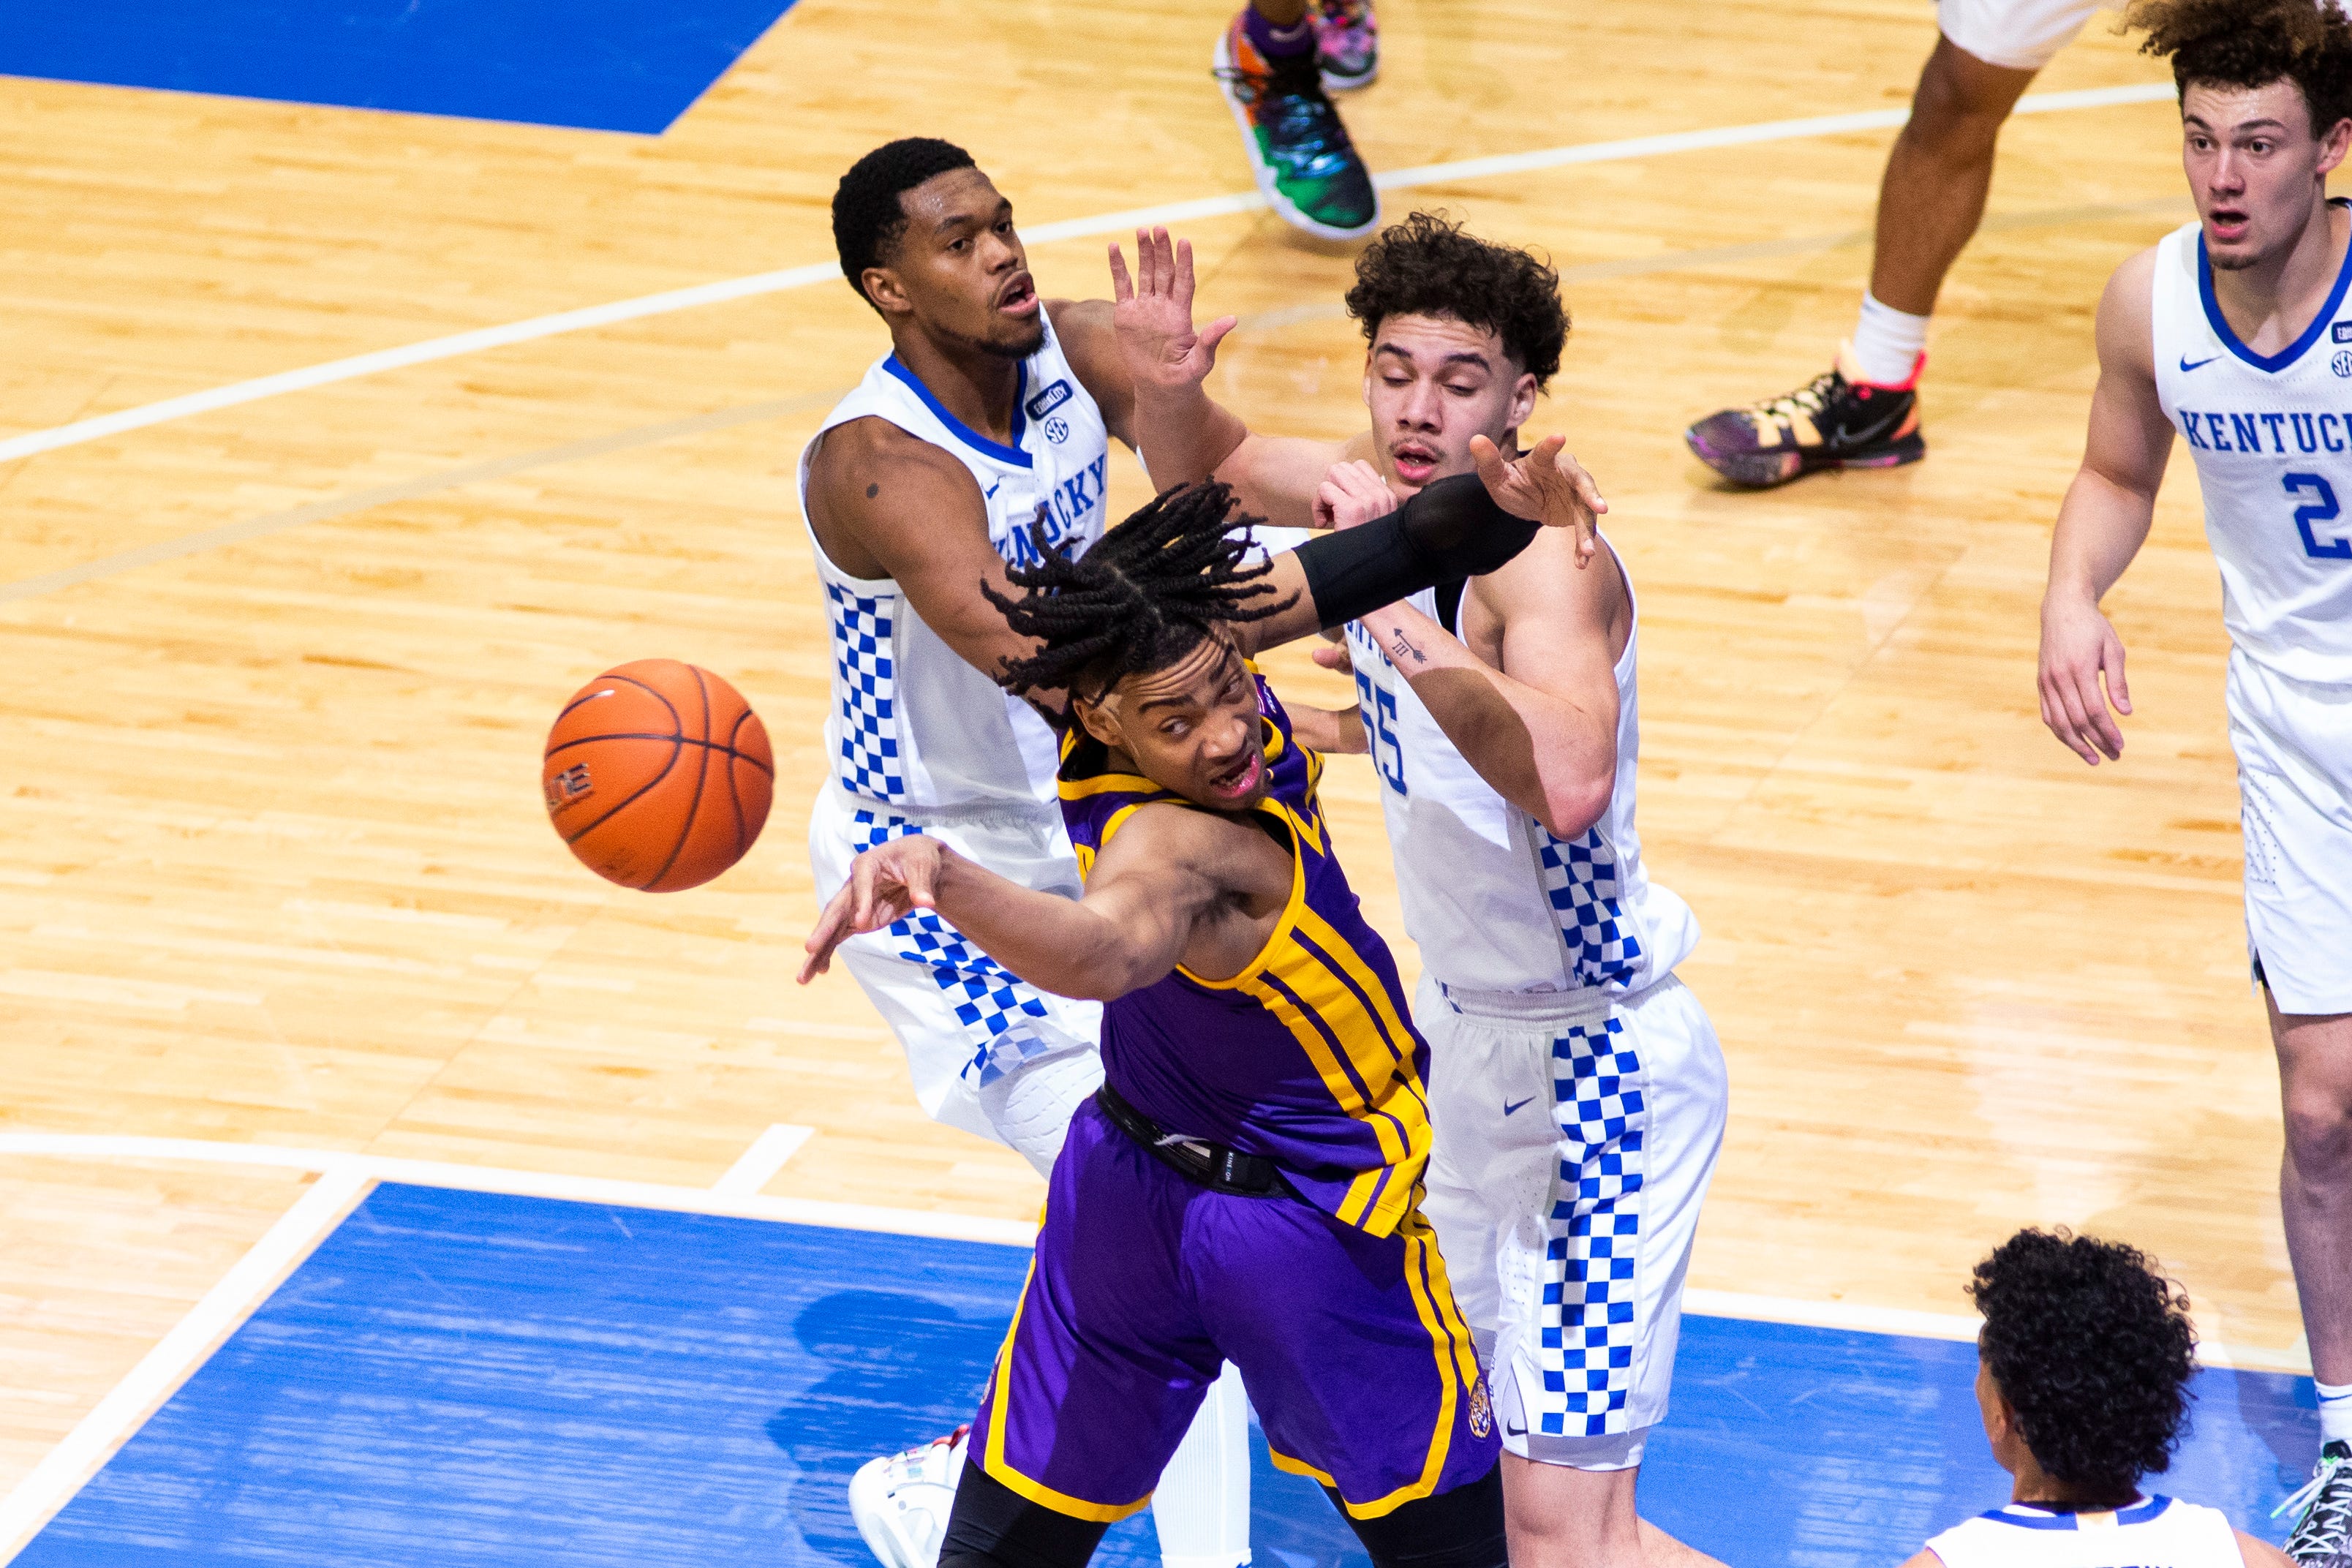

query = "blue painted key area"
[
  {"left": 0, "top": 0, "right": 797, "bottom": 133},
  {"left": 22, "top": 1184, "right": 2313, "bottom": 1566}
]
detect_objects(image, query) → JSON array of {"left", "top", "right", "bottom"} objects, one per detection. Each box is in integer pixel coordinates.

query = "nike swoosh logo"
[
  {"left": 2180, "top": 355, "right": 2220, "bottom": 372},
  {"left": 984, "top": 480, "right": 1003, "bottom": 498},
  {"left": 1505, "top": 1422, "right": 1526, "bottom": 1437},
  {"left": 1503, "top": 1096, "right": 1535, "bottom": 1117}
]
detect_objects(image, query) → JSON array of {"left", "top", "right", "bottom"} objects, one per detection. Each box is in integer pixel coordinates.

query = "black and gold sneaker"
[{"left": 1684, "top": 344, "right": 1925, "bottom": 489}]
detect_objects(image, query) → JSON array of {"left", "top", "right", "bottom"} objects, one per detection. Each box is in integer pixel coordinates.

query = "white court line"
[
  {"left": 0, "top": 1164, "right": 372, "bottom": 1561},
  {"left": 0, "top": 81, "right": 2174, "bottom": 470},
  {"left": 711, "top": 1123, "right": 816, "bottom": 1196}
]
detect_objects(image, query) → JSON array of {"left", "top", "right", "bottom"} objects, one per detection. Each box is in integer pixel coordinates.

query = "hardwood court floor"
[{"left": 0, "top": 0, "right": 2295, "bottom": 1515}]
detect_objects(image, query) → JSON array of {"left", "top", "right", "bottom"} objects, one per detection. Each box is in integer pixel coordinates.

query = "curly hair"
[
  {"left": 832, "top": 138, "right": 978, "bottom": 311},
  {"left": 1343, "top": 211, "right": 1569, "bottom": 391},
  {"left": 1969, "top": 1229, "right": 2198, "bottom": 1503},
  {"left": 2126, "top": 0, "right": 2352, "bottom": 134},
  {"left": 983, "top": 481, "right": 1295, "bottom": 702}
]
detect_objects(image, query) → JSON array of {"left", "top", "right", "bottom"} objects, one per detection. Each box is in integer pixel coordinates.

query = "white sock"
[
  {"left": 1850, "top": 290, "right": 1930, "bottom": 387},
  {"left": 1153, "top": 1362, "right": 1254, "bottom": 1568},
  {"left": 2318, "top": 1379, "right": 2352, "bottom": 1447}
]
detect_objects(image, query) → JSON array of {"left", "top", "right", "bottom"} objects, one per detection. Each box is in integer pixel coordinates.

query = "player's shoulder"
[
  {"left": 1044, "top": 298, "right": 1121, "bottom": 393},
  {"left": 1472, "top": 522, "right": 1627, "bottom": 641},
  {"left": 807, "top": 413, "right": 981, "bottom": 502},
  {"left": 2094, "top": 243, "right": 2166, "bottom": 377}
]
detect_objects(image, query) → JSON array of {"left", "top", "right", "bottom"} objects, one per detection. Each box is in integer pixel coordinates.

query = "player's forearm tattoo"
[{"left": 1387, "top": 628, "right": 1427, "bottom": 667}]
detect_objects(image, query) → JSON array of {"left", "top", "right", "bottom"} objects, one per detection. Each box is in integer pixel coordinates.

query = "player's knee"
[
  {"left": 2283, "top": 1088, "right": 2352, "bottom": 1184},
  {"left": 1330, "top": 1463, "right": 1508, "bottom": 1568},
  {"left": 1907, "top": 37, "right": 2026, "bottom": 148},
  {"left": 938, "top": 1460, "right": 1112, "bottom": 1568}
]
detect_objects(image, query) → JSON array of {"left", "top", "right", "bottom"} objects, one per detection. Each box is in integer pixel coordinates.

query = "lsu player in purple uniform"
[{"left": 801, "top": 446, "right": 1599, "bottom": 1568}]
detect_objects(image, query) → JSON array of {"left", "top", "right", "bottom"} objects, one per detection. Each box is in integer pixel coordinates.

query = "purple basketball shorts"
[{"left": 968, "top": 1098, "right": 1499, "bottom": 1523}]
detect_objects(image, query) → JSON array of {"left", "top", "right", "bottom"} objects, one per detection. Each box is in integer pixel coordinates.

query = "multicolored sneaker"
[
  {"left": 1215, "top": 12, "right": 1379, "bottom": 241},
  {"left": 2277, "top": 1440, "right": 2352, "bottom": 1564},
  {"left": 1683, "top": 344, "right": 1925, "bottom": 489},
  {"left": 1314, "top": 0, "right": 1379, "bottom": 91},
  {"left": 848, "top": 1426, "right": 969, "bottom": 1568}
]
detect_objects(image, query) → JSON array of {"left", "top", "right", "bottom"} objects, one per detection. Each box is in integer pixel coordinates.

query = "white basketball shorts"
[
  {"left": 1936, "top": 0, "right": 2110, "bottom": 69},
  {"left": 808, "top": 785, "right": 1105, "bottom": 1174},
  {"left": 1419, "top": 973, "right": 1727, "bottom": 1471},
  {"left": 2230, "top": 654, "right": 2352, "bottom": 1017}
]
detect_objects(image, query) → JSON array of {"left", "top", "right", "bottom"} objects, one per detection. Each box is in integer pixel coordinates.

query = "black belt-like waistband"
[{"left": 1094, "top": 1083, "right": 1292, "bottom": 1199}]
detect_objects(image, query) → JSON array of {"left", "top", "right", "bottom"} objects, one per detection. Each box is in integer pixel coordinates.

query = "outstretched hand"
[
  {"left": 800, "top": 835, "right": 950, "bottom": 984},
  {"left": 1109, "top": 226, "right": 1236, "bottom": 393},
  {"left": 1470, "top": 434, "right": 1607, "bottom": 567}
]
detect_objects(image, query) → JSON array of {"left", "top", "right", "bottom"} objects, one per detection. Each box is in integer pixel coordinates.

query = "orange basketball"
[{"left": 542, "top": 660, "right": 774, "bottom": 892}]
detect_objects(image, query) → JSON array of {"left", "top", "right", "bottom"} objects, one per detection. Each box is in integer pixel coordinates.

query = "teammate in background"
[
  {"left": 1684, "top": 0, "right": 2116, "bottom": 486},
  {"left": 2033, "top": 4, "right": 2352, "bottom": 1560},
  {"left": 803, "top": 445, "right": 1600, "bottom": 1568},
  {"left": 804, "top": 137, "right": 1260, "bottom": 1568},
  {"left": 1216, "top": 0, "right": 1380, "bottom": 240},
  {"left": 1142, "top": 211, "right": 1730, "bottom": 1568},
  {"left": 1901, "top": 1229, "right": 2291, "bottom": 1568}
]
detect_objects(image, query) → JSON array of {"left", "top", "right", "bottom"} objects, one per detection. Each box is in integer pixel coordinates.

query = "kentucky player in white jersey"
[
  {"left": 1153, "top": 211, "right": 1724, "bottom": 1568},
  {"left": 2035, "top": 6, "right": 2352, "bottom": 1560},
  {"left": 1901, "top": 1229, "right": 2288, "bottom": 1568},
  {"left": 802, "top": 140, "right": 1261, "bottom": 1568}
]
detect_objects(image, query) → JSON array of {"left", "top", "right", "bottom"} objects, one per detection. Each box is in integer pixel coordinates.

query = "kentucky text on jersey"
[
  {"left": 1000, "top": 452, "right": 1110, "bottom": 567},
  {"left": 1056, "top": 669, "right": 1433, "bottom": 1237},
  {"left": 2177, "top": 408, "right": 2352, "bottom": 456}
]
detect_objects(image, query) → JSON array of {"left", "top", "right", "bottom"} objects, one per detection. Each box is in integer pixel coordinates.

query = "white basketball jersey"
[
  {"left": 1343, "top": 548, "right": 1700, "bottom": 996},
  {"left": 799, "top": 317, "right": 1112, "bottom": 813},
  {"left": 2152, "top": 211, "right": 2352, "bottom": 687},
  {"left": 1923, "top": 1496, "right": 2244, "bottom": 1568}
]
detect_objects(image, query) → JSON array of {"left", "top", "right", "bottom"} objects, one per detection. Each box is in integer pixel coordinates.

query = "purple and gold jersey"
[{"left": 1057, "top": 667, "right": 1431, "bottom": 1237}]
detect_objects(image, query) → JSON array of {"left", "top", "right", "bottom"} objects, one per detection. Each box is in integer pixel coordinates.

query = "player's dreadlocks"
[
  {"left": 2125, "top": 0, "right": 2352, "bottom": 133},
  {"left": 984, "top": 480, "right": 1297, "bottom": 703}
]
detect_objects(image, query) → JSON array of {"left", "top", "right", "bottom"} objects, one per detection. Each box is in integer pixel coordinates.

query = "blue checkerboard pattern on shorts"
[
  {"left": 1537, "top": 827, "right": 1642, "bottom": 987},
  {"left": 1537, "top": 1014, "right": 1646, "bottom": 1436},
  {"left": 829, "top": 584, "right": 905, "bottom": 802},
  {"left": 848, "top": 810, "right": 1058, "bottom": 1087}
]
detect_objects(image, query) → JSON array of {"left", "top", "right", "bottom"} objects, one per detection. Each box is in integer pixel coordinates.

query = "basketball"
[{"left": 541, "top": 659, "right": 774, "bottom": 892}]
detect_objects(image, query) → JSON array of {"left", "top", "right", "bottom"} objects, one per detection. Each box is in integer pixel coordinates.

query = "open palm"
[{"left": 1109, "top": 225, "right": 1236, "bottom": 393}]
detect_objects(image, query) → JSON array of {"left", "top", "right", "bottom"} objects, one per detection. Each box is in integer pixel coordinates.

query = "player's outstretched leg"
[
  {"left": 1684, "top": 31, "right": 2046, "bottom": 486},
  {"left": 1215, "top": 0, "right": 1378, "bottom": 241},
  {"left": 1312, "top": 0, "right": 1379, "bottom": 93}
]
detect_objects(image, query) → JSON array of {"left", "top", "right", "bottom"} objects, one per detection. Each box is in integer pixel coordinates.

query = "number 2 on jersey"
[
  {"left": 2285, "top": 472, "right": 2352, "bottom": 560},
  {"left": 1354, "top": 671, "right": 1406, "bottom": 796}
]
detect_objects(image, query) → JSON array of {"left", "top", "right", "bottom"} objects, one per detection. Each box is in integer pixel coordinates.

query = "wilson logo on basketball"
[{"left": 545, "top": 764, "right": 592, "bottom": 812}]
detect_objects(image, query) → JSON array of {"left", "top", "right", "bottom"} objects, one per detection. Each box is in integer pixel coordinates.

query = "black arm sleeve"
[{"left": 1292, "top": 472, "right": 1539, "bottom": 630}]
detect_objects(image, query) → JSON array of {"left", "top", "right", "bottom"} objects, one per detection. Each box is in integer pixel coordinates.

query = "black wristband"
[{"left": 1294, "top": 472, "right": 1540, "bottom": 630}]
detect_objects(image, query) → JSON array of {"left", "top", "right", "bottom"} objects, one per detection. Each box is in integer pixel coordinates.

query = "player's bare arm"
[
  {"left": 799, "top": 793, "right": 1289, "bottom": 998},
  {"left": 2038, "top": 246, "right": 2171, "bottom": 766},
  {"left": 1284, "top": 701, "right": 1370, "bottom": 755},
  {"left": 1319, "top": 456, "right": 1624, "bottom": 838},
  {"left": 804, "top": 417, "right": 1062, "bottom": 704}
]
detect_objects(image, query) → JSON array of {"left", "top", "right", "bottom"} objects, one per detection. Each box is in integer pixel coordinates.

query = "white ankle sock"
[
  {"left": 1152, "top": 1362, "right": 1254, "bottom": 1568},
  {"left": 2318, "top": 1380, "right": 2352, "bottom": 1447},
  {"left": 1850, "top": 290, "right": 1930, "bottom": 387}
]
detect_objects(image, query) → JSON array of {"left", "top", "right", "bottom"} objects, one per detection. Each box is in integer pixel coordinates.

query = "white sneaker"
[{"left": 849, "top": 1426, "right": 970, "bottom": 1568}]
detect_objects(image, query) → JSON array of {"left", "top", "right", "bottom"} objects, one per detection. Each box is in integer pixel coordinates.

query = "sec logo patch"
[
  {"left": 1045, "top": 416, "right": 1071, "bottom": 444},
  {"left": 2333, "top": 351, "right": 2352, "bottom": 379}
]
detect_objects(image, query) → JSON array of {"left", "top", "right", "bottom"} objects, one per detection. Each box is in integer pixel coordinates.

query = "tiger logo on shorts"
[{"left": 1467, "top": 1373, "right": 1494, "bottom": 1439}]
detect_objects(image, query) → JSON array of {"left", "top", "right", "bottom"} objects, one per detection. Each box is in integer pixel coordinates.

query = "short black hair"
[
  {"left": 832, "top": 138, "right": 979, "bottom": 311},
  {"left": 1970, "top": 1229, "right": 2198, "bottom": 1504},
  {"left": 2127, "top": 0, "right": 2352, "bottom": 135},
  {"left": 984, "top": 481, "right": 1294, "bottom": 702},
  {"left": 1344, "top": 211, "right": 1569, "bottom": 391}
]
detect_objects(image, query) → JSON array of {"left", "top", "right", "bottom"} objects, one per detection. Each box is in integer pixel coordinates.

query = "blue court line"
[
  {"left": 15, "top": 1183, "right": 2313, "bottom": 1567},
  {"left": 0, "top": 0, "right": 799, "bottom": 134}
]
